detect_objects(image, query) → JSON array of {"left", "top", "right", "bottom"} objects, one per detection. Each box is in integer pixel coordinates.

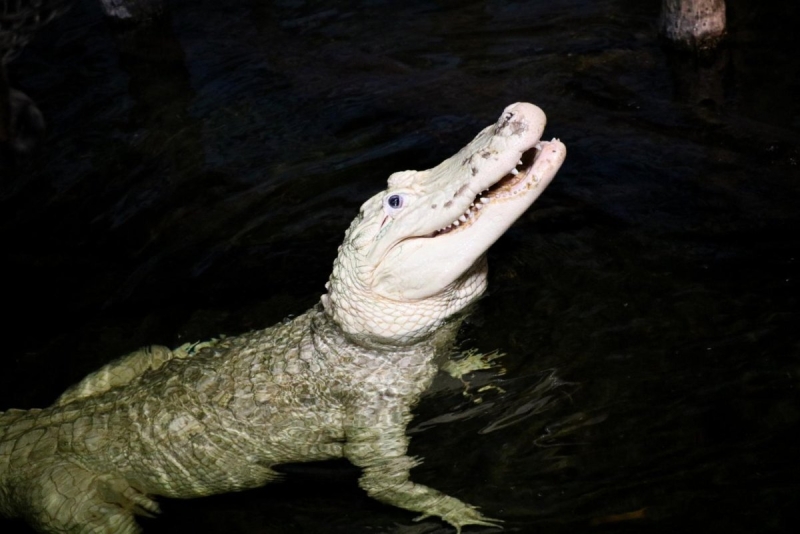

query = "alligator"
[{"left": 0, "top": 102, "right": 566, "bottom": 534}]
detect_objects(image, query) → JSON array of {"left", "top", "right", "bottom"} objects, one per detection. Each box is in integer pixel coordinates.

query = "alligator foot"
[
  {"left": 413, "top": 498, "right": 503, "bottom": 534},
  {"left": 24, "top": 462, "right": 157, "bottom": 534},
  {"left": 442, "top": 348, "right": 506, "bottom": 380},
  {"left": 441, "top": 348, "right": 506, "bottom": 401}
]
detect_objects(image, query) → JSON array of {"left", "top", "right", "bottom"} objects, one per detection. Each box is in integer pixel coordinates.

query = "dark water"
[{"left": 1, "top": 0, "right": 799, "bottom": 532}]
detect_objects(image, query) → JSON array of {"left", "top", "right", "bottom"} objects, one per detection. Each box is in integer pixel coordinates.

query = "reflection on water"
[{"left": 1, "top": 0, "right": 798, "bottom": 532}]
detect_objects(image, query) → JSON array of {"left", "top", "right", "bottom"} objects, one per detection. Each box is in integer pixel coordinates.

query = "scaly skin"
[{"left": 0, "top": 103, "right": 566, "bottom": 533}]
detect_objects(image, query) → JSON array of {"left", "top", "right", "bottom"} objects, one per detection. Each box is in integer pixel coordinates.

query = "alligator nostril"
[{"left": 496, "top": 111, "right": 515, "bottom": 131}]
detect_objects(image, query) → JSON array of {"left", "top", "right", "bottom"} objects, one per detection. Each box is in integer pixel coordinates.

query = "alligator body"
[{"left": 0, "top": 103, "right": 566, "bottom": 534}]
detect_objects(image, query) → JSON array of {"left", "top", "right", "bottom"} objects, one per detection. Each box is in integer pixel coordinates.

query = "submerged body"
[
  {"left": 2, "top": 308, "right": 446, "bottom": 531},
  {"left": 0, "top": 103, "right": 566, "bottom": 533}
]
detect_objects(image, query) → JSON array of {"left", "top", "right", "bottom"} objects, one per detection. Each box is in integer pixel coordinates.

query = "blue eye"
[{"left": 384, "top": 193, "right": 409, "bottom": 215}]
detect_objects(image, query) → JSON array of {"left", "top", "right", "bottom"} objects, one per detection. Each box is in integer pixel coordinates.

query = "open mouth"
[{"left": 431, "top": 143, "right": 544, "bottom": 237}]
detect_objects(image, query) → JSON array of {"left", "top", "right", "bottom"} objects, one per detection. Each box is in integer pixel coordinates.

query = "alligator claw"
[{"left": 413, "top": 504, "right": 503, "bottom": 533}]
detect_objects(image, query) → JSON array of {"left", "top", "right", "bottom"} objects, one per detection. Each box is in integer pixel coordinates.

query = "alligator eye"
[{"left": 383, "top": 193, "right": 408, "bottom": 215}]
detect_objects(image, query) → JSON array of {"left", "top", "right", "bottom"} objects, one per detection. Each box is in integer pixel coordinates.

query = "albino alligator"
[{"left": 0, "top": 102, "right": 566, "bottom": 534}]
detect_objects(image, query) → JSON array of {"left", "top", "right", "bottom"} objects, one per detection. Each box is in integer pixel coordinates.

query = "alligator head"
[{"left": 322, "top": 102, "right": 566, "bottom": 344}]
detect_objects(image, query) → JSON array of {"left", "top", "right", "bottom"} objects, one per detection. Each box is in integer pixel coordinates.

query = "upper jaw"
[
  {"left": 434, "top": 138, "right": 553, "bottom": 236},
  {"left": 421, "top": 102, "right": 549, "bottom": 236},
  {"left": 370, "top": 102, "right": 549, "bottom": 249},
  {"left": 459, "top": 102, "right": 547, "bottom": 189}
]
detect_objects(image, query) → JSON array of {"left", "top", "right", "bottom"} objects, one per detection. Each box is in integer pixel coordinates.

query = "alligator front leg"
[{"left": 343, "top": 402, "right": 500, "bottom": 533}]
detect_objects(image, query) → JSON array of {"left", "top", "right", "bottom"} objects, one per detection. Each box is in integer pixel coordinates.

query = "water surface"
[{"left": 1, "top": 0, "right": 798, "bottom": 532}]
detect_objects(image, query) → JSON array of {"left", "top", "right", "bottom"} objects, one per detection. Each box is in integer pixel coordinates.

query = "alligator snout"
[
  {"left": 494, "top": 102, "right": 540, "bottom": 137},
  {"left": 495, "top": 109, "right": 518, "bottom": 133}
]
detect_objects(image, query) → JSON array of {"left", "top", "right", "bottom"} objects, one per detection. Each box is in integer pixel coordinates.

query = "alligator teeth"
[
  {"left": 434, "top": 190, "right": 496, "bottom": 235},
  {"left": 433, "top": 141, "right": 543, "bottom": 237}
]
